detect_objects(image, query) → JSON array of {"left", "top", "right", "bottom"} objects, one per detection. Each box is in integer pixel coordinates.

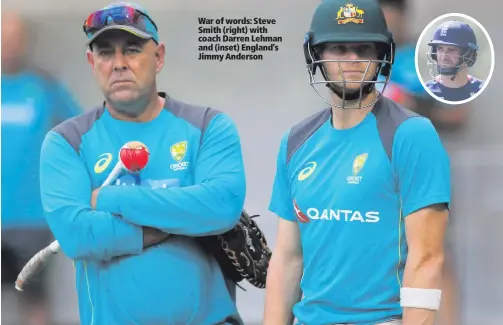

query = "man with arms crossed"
[
  {"left": 425, "top": 20, "right": 483, "bottom": 102},
  {"left": 264, "top": 0, "right": 450, "bottom": 324},
  {"left": 40, "top": 3, "right": 245, "bottom": 324}
]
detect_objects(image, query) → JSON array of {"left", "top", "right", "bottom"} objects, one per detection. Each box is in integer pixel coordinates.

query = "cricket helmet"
[
  {"left": 427, "top": 20, "right": 478, "bottom": 77},
  {"left": 304, "top": 0, "right": 395, "bottom": 108}
]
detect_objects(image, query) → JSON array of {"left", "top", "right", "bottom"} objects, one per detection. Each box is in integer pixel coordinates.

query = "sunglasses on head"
[{"left": 82, "top": 5, "right": 158, "bottom": 34}]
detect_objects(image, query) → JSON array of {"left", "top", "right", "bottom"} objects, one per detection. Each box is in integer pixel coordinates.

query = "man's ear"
[
  {"left": 86, "top": 49, "right": 98, "bottom": 76},
  {"left": 86, "top": 49, "right": 94, "bottom": 67},
  {"left": 155, "top": 42, "right": 165, "bottom": 74}
]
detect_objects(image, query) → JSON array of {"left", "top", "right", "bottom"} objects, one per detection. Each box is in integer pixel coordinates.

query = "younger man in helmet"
[
  {"left": 426, "top": 20, "right": 484, "bottom": 102},
  {"left": 264, "top": 0, "right": 450, "bottom": 324}
]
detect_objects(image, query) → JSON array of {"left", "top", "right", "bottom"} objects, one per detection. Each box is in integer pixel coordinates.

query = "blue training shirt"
[
  {"left": 1, "top": 68, "right": 81, "bottom": 228},
  {"left": 268, "top": 96, "right": 451, "bottom": 325},
  {"left": 40, "top": 93, "right": 246, "bottom": 325},
  {"left": 426, "top": 75, "right": 484, "bottom": 102}
]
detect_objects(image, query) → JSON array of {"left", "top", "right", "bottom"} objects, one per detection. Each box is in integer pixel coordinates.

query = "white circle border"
[{"left": 414, "top": 12, "right": 495, "bottom": 105}]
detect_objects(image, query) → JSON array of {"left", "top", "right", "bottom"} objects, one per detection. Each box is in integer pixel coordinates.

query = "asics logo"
[
  {"left": 298, "top": 161, "right": 317, "bottom": 181},
  {"left": 94, "top": 153, "right": 113, "bottom": 174}
]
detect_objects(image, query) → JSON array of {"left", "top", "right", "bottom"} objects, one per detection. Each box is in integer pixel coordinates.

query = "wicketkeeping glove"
[{"left": 197, "top": 210, "right": 272, "bottom": 289}]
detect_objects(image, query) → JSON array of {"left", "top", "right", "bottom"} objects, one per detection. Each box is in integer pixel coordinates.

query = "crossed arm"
[
  {"left": 40, "top": 113, "right": 246, "bottom": 261},
  {"left": 40, "top": 130, "right": 145, "bottom": 261},
  {"left": 95, "top": 113, "right": 246, "bottom": 236}
]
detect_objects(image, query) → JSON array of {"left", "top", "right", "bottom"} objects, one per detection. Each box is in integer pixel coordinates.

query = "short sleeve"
[
  {"left": 392, "top": 117, "right": 451, "bottom": 217},
  {"left": 268, "top": 130, "right": 297, "bottom": 222}
]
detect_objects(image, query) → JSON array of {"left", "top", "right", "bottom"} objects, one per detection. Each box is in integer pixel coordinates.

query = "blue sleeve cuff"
[
  {"left": 403, "top": 195, "right": 451, "bottom": 218},
  {"left": 96, "top": 186, "right": 144, "bottom": 255},
  {"left": 268, "top": 203, "right": 297, "bottom": 222}
]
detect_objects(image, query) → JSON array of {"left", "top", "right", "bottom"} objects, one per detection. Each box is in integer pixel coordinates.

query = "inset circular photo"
[{"left": 415, "top": 13, "right": 494, "bottom": 105}]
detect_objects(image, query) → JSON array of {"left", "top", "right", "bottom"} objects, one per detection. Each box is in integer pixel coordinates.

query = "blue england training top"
[
  {"left": 269, "top": 96, "right": 451, "bottom": 325},
  {"left": 40, "top": 93, "right": 246, "bottom": 325},
  {"left": 426, "top": 75, "right": 484, "bottom": 102}
]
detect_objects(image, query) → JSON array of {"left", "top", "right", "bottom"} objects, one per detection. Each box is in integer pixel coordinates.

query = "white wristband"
[{"left": 400, "top": 287, "right": 442, "bottom": 310}]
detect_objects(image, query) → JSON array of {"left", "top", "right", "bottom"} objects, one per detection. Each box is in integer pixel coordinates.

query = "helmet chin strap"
[{"left": 437, "top": 66, "right": 460, "bottom": 81}]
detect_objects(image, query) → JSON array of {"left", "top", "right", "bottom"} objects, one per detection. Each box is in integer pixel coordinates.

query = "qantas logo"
[
  {"left": 294, "top": 200, "right": 310, "bottom": 223},
  {"left": 293, "top": 201, "right": 380, "bottom": 223}
]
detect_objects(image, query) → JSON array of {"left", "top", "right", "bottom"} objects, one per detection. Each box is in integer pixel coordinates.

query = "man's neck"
[
  {"left": 438, "top": 72, "right": 469, "bottom": 88},
  {"left": 107, "top": 92, "right": 165, "bottom": 122},
  {"left": 330, "top": 91, "right": 377, "bottom": 130}
]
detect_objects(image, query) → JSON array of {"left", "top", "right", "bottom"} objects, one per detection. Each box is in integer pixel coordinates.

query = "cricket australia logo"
[
  {"left": 347, "top": 153, "right": 368, "bottom": 185},
  {"left": 170, "top": 141, "right": 189, "bottom": 171},
  {"left": 336, "top": 3, "right": 365, "bottom": 24}
]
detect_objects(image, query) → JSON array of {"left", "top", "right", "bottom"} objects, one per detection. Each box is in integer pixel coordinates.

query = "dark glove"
[{"left": 197, "top": 210, "right": 272, "bottom": 289}]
